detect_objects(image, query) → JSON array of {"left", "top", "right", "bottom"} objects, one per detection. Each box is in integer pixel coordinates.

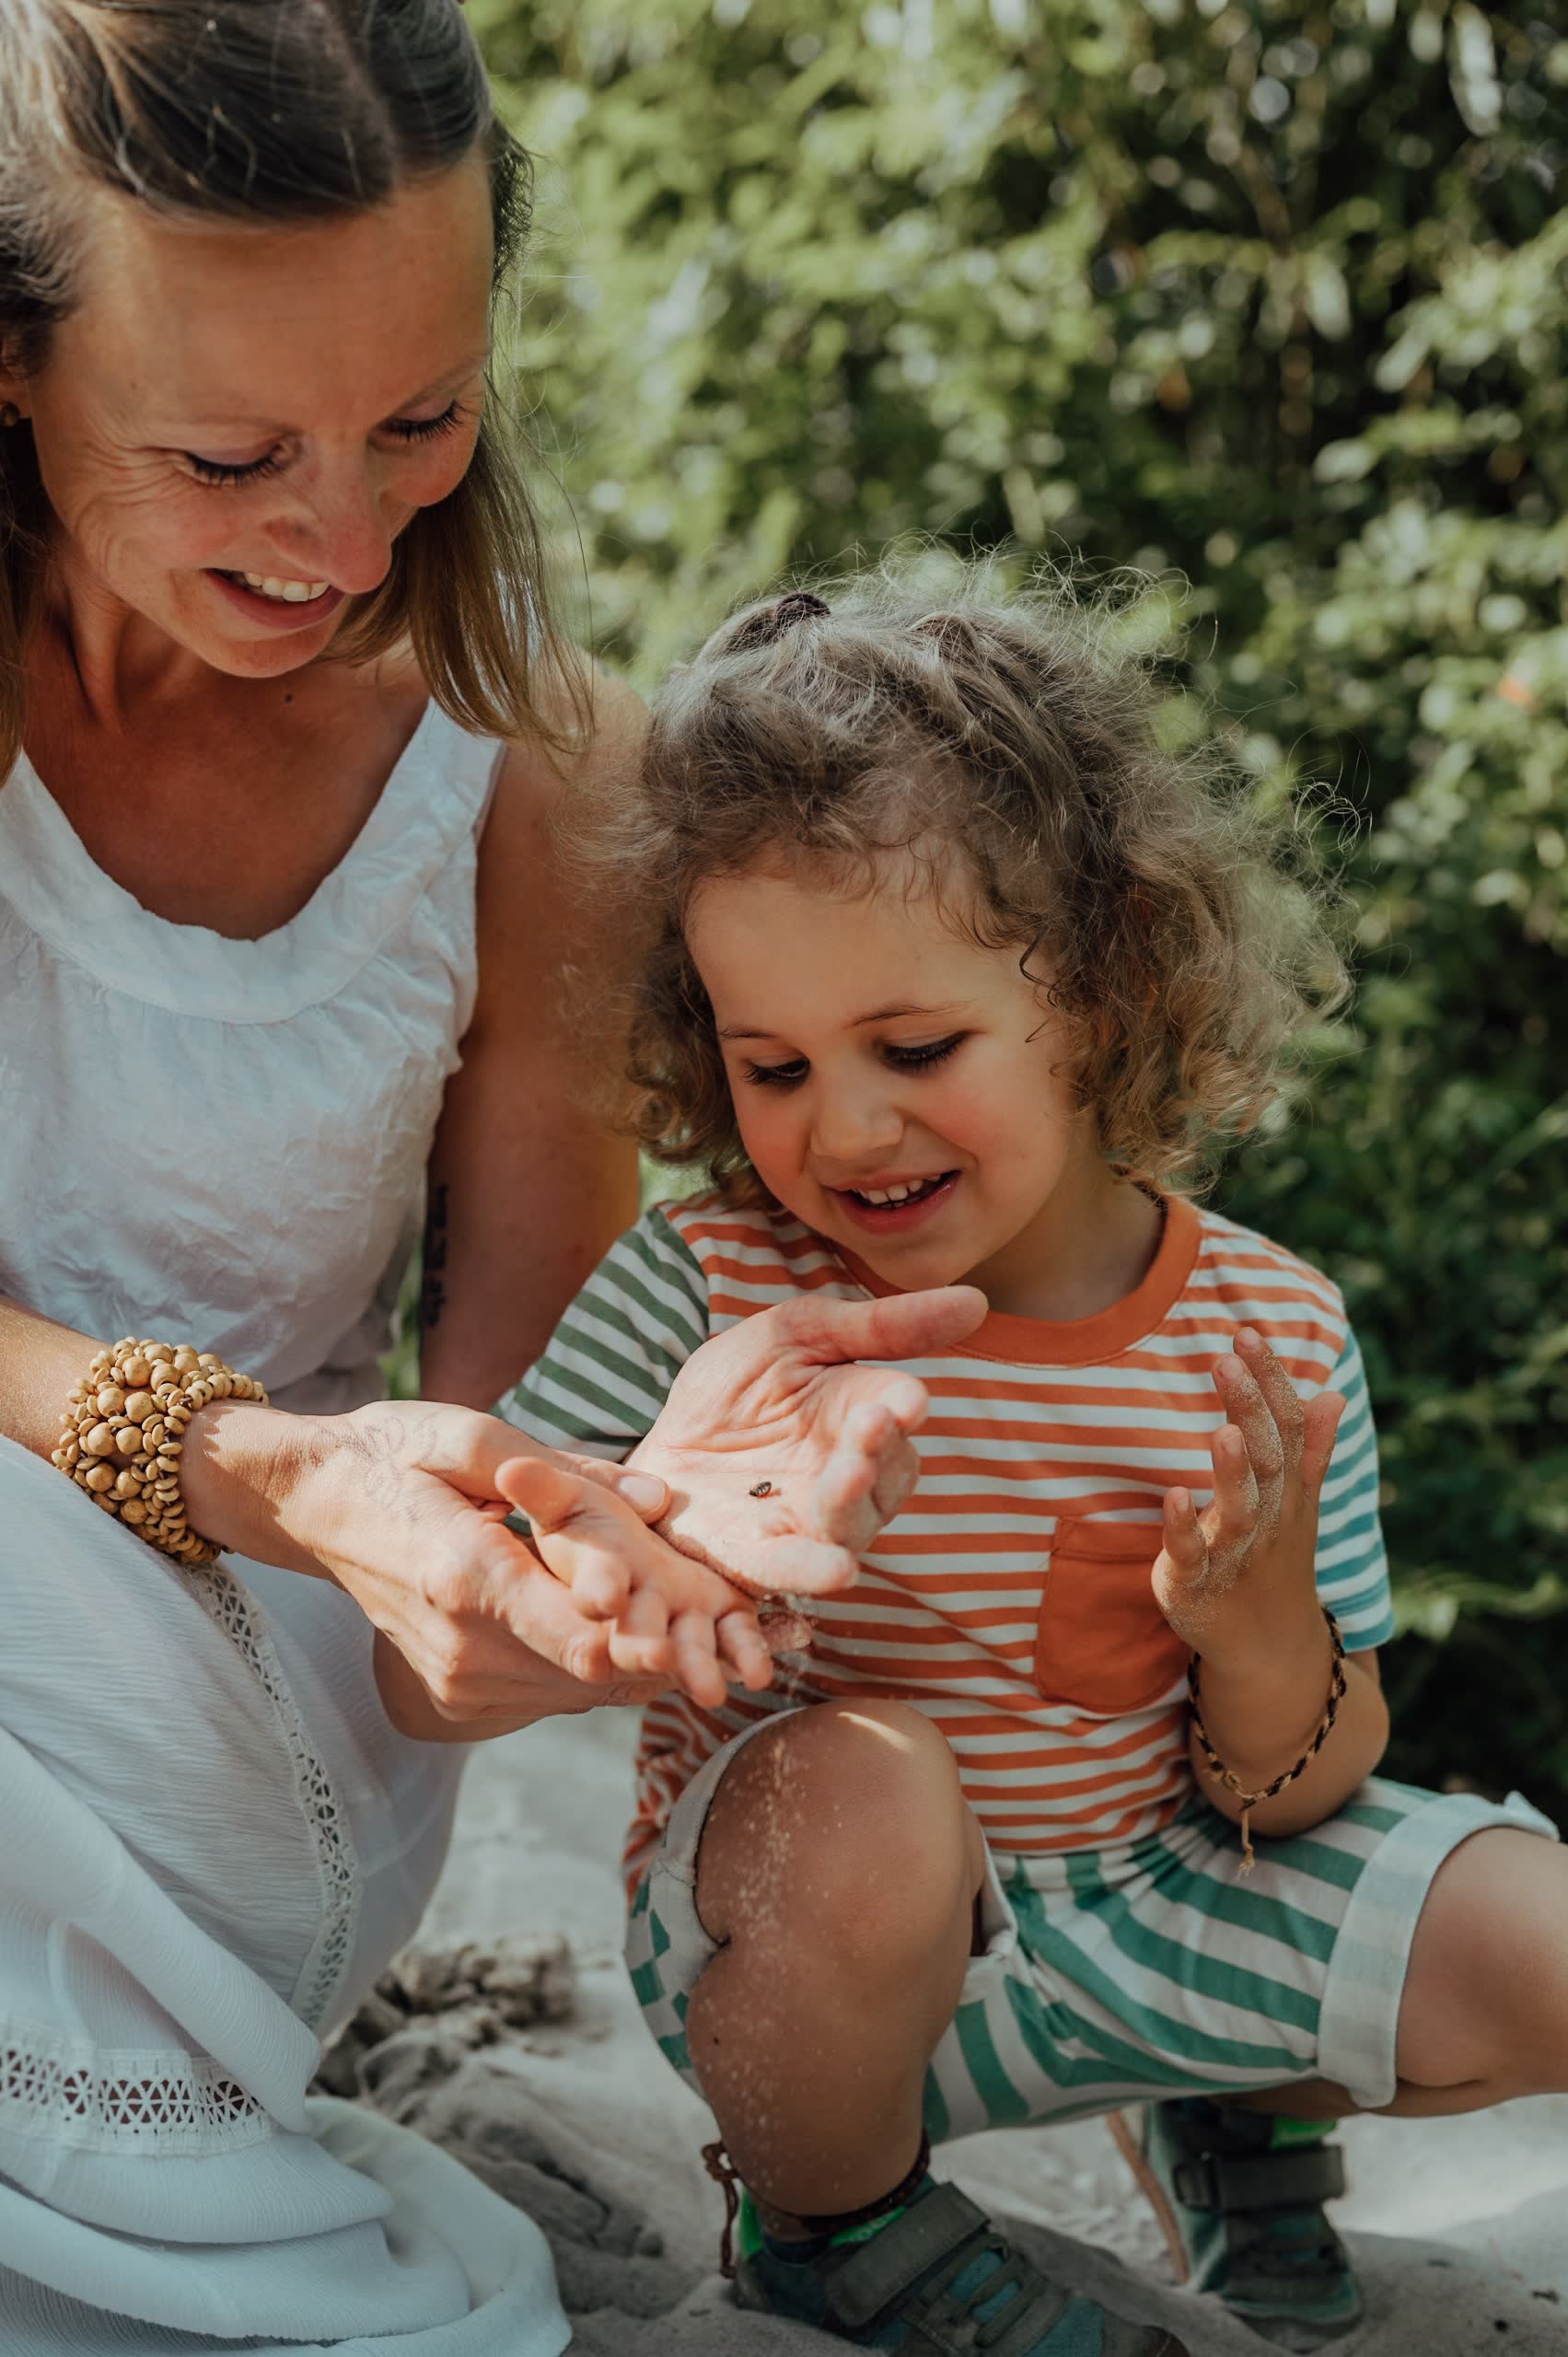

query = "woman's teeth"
[{"left": 230, "top": 572, "right": 331, "bottom": 603}]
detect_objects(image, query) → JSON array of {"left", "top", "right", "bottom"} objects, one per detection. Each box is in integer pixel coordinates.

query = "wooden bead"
[
  {"left": 89, "top": 1350, "right": 112, "bottom": 1375},
  {"left": 123, "top": 1390, "right": 158, "bottom": 1424},
  {"left": 149, "top": 1363, "right": 177, "bottom": 1392},
  {"left": 119, "top": 1499, "right": 148, "bottom": 1525},
  {"left": 143, "top": 1419, "right": 167, "bottom": 1450},
  {"left": 95, "top": 1385, "right": 126, "bottom": 1416},
  {"left": 197, "top": 1353, "right": 222, "bottom": 1373},
  {"left": 113, "top": 1469, "right": 143, "bottom": 1499},
  {"left": 122, "top": 1354, "right": 151, "bottom": 1387},
  {"left": 113, "top": 1424, "right": 142, "bottom": 1457},
  {"left": 60, "top": 1438, "right": 80, "bottom": 1469},
  {"left": 172, "top": 1347, "right": 200, "bottom": 1373},
  {"left": 85, "top": 1422, "right": 117, "bottom": 1457},
  {"left": 84, "top": 1462, "right": 116, "bottom": 1493}
]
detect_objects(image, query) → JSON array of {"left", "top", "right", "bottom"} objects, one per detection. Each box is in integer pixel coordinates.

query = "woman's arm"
[
  {"left": 0, "top": 1296, "right": 108, "bottom": 1458},
  {"left": 416, "top": 665, "right": 645, "bottom": 1410}
]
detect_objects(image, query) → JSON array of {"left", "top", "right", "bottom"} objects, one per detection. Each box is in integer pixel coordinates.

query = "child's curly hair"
[{"left": 601, "top": 561, "right": 1346, "bottom": 1202}]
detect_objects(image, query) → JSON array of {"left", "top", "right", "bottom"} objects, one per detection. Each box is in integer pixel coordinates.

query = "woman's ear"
[{"left": 0, "top": 342, "right": 31, "bottom": 428}]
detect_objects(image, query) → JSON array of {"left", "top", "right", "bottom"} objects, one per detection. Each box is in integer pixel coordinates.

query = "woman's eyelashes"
[
  {"left": 741, "top": 1034, "right": 967, "bottom": 1088},
  {"left": 182, "top": 400, "right": 470, "bottom": 487}
]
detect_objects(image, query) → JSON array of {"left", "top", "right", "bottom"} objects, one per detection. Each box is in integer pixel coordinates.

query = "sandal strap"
[
  {"left": 826, "top": 2183, "right": 1075, "bottom": 2343},
  {"left": 1172, "top": 2143, "right": 1346, "bottom": 2215}
]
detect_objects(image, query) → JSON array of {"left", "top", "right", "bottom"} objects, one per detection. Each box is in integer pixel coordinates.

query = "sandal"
[
  {"left": 1133, "top": 2100, "right": 1362, "bottom": 2349},
  {"left": 734, "top": 2175, "right": 1191, "bottom": 2355}
]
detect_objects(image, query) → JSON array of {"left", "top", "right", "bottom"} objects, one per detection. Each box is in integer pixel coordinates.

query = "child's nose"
[{"left": 810, "top": 1085, "right": 903, "bottom": 1167}]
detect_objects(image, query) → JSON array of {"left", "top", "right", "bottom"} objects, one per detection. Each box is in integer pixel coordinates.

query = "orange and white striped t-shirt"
[{"left": 505, "top": 1193, "right": 1393, "bottom": 1890}]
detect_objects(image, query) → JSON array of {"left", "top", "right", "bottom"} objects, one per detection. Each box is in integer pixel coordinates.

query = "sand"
[{"left": 344, "top": 1713, "right": 1568, "bottom": 2354}]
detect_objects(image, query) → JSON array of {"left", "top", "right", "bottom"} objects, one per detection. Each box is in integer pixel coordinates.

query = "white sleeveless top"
[
  {"left": 0, "top": 698, "right": 503, "bottom": 1411},
  {"left": 0, "top": 711, "right": 571, "bottom": 2355}
]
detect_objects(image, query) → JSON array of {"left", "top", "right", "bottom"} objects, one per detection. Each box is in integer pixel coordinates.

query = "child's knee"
[{"left": 696, "top": 1700, "right": 973, "bottom": 1964}]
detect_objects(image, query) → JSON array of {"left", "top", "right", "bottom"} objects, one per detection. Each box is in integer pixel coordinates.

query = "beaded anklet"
[
  {"left": 1187, "top": 1606, "right": 1348, "bottom": 1873},
  {"left": 52, "top": 1337, "right": 268, "bottom": 1566}
]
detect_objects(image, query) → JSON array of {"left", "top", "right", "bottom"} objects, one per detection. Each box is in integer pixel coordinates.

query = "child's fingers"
[
  {"left": 495, "top": 1457, "right": 633, "bottom": 1620},
  {"left": 668, "top": 1608, "right": 728, "bottom": 1711},
  {"left": 716, "top": 1608, "right": 775, "bottom": 1691},
  {"left": 838, "top": 1397, "right": 920, "bottom": 1525},
  {"left": 1212, "top": 1352, "right": 1284, "bottom": 1521},
  {"left": 1205, "top": 1421, "right": 1260, "bottom": 1567},
  {"left": 605, "top": 1581, "right": 682, "bottom": 1683},
  {"left": 812, "top": 1400, "right": 915, "bottom": 1550},
  {"left": 1157, "top": 1487, "right": 1209, "bottom": 1590},
  {"left": 1232, "top": 1329, "right": 1306, "bottom": 1472},
  {"left": 1299, "top": 1390, "right": 1346, "bottom": 1502}
]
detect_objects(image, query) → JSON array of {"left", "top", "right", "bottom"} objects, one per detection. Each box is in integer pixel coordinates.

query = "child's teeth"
[{"left": 237, "top": 572, "right": 331, "bottom": 602}]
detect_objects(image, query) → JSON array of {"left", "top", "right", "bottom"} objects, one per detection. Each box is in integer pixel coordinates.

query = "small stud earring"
[{"left": 0, "top": 402, "right": 22, "bottom": 429}]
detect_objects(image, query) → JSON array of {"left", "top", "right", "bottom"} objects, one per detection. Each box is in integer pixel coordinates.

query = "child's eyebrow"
[{"left": 718, "top": 1003, "right": 965, "bottom": 1040}]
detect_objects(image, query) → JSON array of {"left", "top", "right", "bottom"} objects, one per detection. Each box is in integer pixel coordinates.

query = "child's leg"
[
  {"left": 688, "top": 1695, "right": 984, "bottom": 2233},
  {"left": 1222, "top": 1823, "right": 1568, "bottom": 2119},
  {"left": 1387, "top": 1822, "right": 1568, "bottom": 2107}
]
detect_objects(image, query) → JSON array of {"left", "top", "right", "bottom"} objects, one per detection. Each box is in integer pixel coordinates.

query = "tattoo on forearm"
[{"left": 420, "top": 1184, "right": 451, "bottom": 1334}]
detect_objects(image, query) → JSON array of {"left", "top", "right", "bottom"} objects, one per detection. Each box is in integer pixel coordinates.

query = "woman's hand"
[
  {"left": 185, "top": 1396, "right": 712, "bottom": 1726},
  {"left": 180, "top": 1281, "right": 987, "bottom": 1732},
  {"left": 622, "top": 1283, "right": 991, "bottom": 1598},
  {"left": 1151, "top": 1326, "right": 1345, "bottom": 1673}
]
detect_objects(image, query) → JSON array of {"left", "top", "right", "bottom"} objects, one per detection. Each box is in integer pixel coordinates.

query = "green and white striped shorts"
[{"left": 625, "top": 1713, "right": 1556, "bottom": 2133}]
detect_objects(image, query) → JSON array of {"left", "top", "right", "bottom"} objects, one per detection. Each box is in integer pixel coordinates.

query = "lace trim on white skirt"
[
  {"left": 188, "top": 1565, "right": 362, "bottom": 2035},
  {"left": 0, "top": 2019, "right": 272, "bottom": 2155}
]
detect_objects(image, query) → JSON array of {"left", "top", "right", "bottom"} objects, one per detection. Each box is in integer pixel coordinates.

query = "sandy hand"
[{"left": 1151, "top": 1326, "right": 1344, "bottom": 1668}]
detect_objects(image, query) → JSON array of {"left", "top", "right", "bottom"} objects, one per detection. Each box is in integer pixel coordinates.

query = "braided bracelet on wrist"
[
  {"left": 1187, "top": 1605, "right": 1348, "bottom": 1874},
  {"left": 52, "top": 1337, "right": 268, "bottom": 1566}
]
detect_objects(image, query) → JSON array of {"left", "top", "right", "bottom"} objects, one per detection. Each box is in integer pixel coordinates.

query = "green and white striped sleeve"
[{"left": 496, "top": 1209, "right": 712, "bottom": 1460}]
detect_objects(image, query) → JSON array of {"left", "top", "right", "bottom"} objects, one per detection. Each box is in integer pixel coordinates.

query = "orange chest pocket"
[{"left": 1034, "top": 1517, "right": 1191, "bottom": 1716}]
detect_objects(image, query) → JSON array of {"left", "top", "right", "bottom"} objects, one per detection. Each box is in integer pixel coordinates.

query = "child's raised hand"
[{"left": 1151, "top": 1328, "right": 1345, "bottom": 1671}]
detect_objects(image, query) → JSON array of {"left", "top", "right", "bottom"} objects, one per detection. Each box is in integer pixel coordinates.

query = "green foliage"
[{"left": 470, "top": 0, "right": 1566, "bottom": 1805}]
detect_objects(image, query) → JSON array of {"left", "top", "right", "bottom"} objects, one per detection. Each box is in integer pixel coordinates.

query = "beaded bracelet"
[
  {"left": 1187, "top": 1606, "right": 1348, "bottom": 1874},
  {"left": 52, "top": 1338, "right": 268, "bottom": 1566}
]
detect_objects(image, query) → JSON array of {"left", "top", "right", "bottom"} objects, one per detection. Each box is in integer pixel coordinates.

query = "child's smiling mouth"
[{"left": 831, "top": 1170, "right": 959, "bottom": 1234}]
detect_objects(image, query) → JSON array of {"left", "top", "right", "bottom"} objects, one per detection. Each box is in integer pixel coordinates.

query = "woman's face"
[{"left": 6, "top": 156, "right": 494, "bottom": 677}]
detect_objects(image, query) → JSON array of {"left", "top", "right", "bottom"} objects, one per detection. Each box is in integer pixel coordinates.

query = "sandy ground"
[{"left": 354, "top": 1713, "right": 1568, "bottom": 2355}]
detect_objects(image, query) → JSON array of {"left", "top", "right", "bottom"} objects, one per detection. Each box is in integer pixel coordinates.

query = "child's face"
[{"left": 687, "top": 854, "right": 1113, "bottom": 1303}]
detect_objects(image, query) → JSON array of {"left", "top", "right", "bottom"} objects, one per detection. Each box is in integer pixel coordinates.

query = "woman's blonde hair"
[
  {"left": 611, "top": 563, "right": 1347, "bottom": 1199},
  {"left": 0, "top": 0, "right": 583, "bottom": 774}
]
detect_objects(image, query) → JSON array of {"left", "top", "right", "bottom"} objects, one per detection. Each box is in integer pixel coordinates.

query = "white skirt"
[{"left": 0, "top": 1435, "right": 569, "bottom": 2355}]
